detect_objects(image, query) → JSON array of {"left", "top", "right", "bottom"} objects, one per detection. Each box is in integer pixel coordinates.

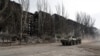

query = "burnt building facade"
[
  {"left": 0, "top": 0, "right": 96, "bottom": 38},
  {"left": 26, "top": 12, "right": 39, "bottom": 36},
  {"left": 0, "top": 0, "right": 22, "bottom": 34},
  {"left": 27, "top": 11, "right": 54, "bottom": 36}
]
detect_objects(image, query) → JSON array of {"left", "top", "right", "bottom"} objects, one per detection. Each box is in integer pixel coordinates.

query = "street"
[{"left": 0, "top": 41, "right": 100, "bottom": 56}]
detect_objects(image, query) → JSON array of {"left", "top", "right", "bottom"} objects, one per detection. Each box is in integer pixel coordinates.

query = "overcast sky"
[{"left": 14, "top": 0, "right": 100, "bottom": 29}]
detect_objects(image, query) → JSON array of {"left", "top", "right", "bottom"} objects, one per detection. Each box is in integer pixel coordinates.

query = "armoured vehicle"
[{"left": 60, "top": 33, "right": 81, "bottom": 46}]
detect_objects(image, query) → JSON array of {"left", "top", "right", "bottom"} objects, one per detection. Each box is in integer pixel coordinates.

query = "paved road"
[
  {"left": 80, "top": 41, "right": 100, "bottom": 55},
  {"left": 0, "top": 42, "right": 99, "bottom": 56}
]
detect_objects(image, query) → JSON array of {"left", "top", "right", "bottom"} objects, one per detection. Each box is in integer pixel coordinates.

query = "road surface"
[{"left": 0, "top": 41, "right": 100, "bottom": 56}]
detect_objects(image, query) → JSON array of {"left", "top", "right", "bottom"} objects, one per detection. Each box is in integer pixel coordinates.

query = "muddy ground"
[{"left": 0, "top": 40, "right": 100, "bottom": 56}]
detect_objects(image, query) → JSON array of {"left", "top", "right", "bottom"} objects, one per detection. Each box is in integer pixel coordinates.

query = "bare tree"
[
  {"left": 55, "top": 3, "right": 68, "bottom": 41},
  {"left": 37, "top": 0, "right": 49, "bottom": 12},
  {"left": 61, "top": 4, "right": 68, "bottom": 18},
  {"left": 56, "top": 4, "right": 61, "bottom": 15},
  {"left": 37, "top": 0, "right": 52, "bottom": 14},
  {"left": 76, "top": 13, "right": 95, "bottom": 27},
  {"left": 76, "top": 12, "right": 95, "bottom": 38},
  {"left": 37, "top": 0, "right": 49, "bottom": 34},
  {"left": 36, "top": 0, "right": 54, "bottom": 42},
  {"left": 55, "top": 3, "right": 68, "bottom": 18},
  {"left": 48, "top": 6, "right": 52, "bottom": 15},
  {"left": 17, "top": 0, "right": 30, "bottom": 44},
  {"left": 37, "top": 0, "right": 42, "bottom": 11}
]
